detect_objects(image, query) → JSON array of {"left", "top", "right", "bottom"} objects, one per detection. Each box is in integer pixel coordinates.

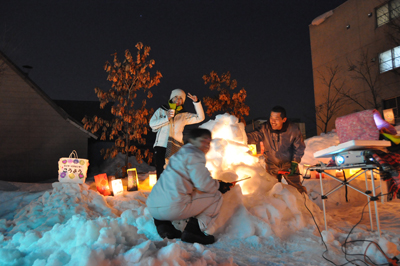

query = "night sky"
[{"left": 0, "top": 0, "right": 348, "bottom": 136}]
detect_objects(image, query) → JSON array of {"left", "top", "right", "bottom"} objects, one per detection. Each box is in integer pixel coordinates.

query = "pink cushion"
[{"left": 335, "top": 110, "right": 380, "bottom": 143}]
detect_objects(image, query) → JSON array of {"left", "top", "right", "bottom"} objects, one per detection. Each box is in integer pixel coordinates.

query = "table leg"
[
  {"left": 364, "top": 171, "right": 374, "bottom": 231},
  {"left": 319, "top": 171, "right": 328, "bottom": 231},
  {"left": 370, "top": 169, "right": 381, "bottom": 237}
]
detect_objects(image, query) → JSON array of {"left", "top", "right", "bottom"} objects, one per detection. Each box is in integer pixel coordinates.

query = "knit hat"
[{"left": 169, "top": 89, "right": 186, "bottom": 103}]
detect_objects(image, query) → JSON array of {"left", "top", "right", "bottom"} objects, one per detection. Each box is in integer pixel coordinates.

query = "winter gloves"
[
  {"left": 218, "top": 180, "right": 233, "bottom": 194},
  {"left": 288, "top": 161, "right": 299, "bottom": 176}
]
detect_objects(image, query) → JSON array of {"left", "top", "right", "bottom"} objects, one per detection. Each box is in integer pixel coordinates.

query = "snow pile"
[
  {"left": 200, "top": 114, "right": 323, "bottom": 237},
  {"left": 301, "top": 130, "right": 339, "bottom": 166},
  {"left": 6, "top": 183, "right": 119, "bottom": 236}
]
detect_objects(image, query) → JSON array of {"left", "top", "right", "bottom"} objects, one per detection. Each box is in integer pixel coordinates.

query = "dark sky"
[{"left": 0, "top": 0, "right": 347, "bottom": 136}]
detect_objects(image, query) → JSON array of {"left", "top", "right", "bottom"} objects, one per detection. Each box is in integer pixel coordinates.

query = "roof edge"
[{"left": 0, "top": 49, "right": 97, "bottom": 139}]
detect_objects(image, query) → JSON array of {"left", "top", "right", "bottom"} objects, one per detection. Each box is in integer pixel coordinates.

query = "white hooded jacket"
[
  {"left": 146, "top": 143, "right": 220, "bottom": 208},
  {"left": 149, "top": 101, "right": 205, "bottom": 147}
]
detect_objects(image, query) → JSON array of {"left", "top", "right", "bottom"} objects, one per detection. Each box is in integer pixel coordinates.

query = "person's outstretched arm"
[{"left": 184, "top": 93, "right": 205, "bottom": 125}]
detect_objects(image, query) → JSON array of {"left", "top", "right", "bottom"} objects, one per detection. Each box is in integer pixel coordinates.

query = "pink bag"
[{"left": 335, "top": 109, "right": 397, "bottom": 143}]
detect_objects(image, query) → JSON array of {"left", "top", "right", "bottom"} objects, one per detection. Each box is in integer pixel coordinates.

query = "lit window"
[
  {"left": 383, "top": 96, "right": 400, "bottom": 122},
  {"left": 379, "top": 46, "right": 400, "bottom": 73},
  {"left": 376, "top": 0, "right": 400, "bottom": 27}
]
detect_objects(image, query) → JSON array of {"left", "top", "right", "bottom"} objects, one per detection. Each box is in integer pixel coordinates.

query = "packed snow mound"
[
  {"left": 5, "top": 183, "right": 119, "bottom": 236},
  {"left": 201, "top": 113, "right": 247, "bottom": 144},
  {"left": 301, "top": 131, "right": 339, "bottom": 166},
  {"left": 198, "top": 114, "right": 324, "bottom": 237}
]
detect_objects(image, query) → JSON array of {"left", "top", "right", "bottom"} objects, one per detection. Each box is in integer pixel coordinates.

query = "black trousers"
[{"left": 154, "top": 146, "right": 166, "bottom": 180}]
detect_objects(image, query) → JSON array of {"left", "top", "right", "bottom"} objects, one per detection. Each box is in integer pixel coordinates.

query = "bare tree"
[
  {"left": 202, "top": 71, "right": 250, "bottom": 124},
  {"left": 315, "top": 65, "right": 347, "bottom": 133},
  {"left": 343, "top": 50, "right": 382, "bottom": 110}
]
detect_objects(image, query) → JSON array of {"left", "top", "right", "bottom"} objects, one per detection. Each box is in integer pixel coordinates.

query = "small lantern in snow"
[
  {"left": 149, "top": 174, "right": 157, "bottom": 188},
  {"left": 94, "top": 173, "right": 111, "bottom": 196},
  {"left": 111, "top": 179, "right": 124, "bottom": 196},
  {"left": 127, "top": 168, "right": 139, "bottom": 191}
]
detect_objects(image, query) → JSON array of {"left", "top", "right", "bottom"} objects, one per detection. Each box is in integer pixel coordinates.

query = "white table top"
[{"left": 313, "top": 140, "right": 391, "bottom": 158}]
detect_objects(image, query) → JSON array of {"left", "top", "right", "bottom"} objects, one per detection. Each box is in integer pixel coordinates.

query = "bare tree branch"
[
  {"left": 315, "top": 65, "right": 347, "bottom": 133},
  {"left": 345, "top": 50, "right": 381, "bottom": 110}
]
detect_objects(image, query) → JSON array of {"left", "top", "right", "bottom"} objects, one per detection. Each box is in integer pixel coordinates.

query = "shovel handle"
[{"left": 231, "top": 176, "right": 251, "bottom": 185}]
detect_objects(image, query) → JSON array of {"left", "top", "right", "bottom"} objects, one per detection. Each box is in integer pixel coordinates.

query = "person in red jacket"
[{"left": 247, "top": 106, "right": 307, "bottom": 194}]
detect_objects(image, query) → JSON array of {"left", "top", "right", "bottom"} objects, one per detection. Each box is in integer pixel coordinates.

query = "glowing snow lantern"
[
  {"left": 248, "top": 144, "right": 257, "bottom": 156},
  {"left": 111, "top": 179, "right": 124, "bottom": 196},
  {"left": 127, "top": 168, "right": 139, "bottom": 191},
  {"left": 94, "top": 173, "right": 111, "bottom": 196},
  {"left": 149, "top": 174, "right": 157, "bottom": 188}
]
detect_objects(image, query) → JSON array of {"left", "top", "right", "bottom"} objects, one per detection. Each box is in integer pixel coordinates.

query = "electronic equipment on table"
[{"left": 309, "top": 140, "right": 391, "bottom": 237}]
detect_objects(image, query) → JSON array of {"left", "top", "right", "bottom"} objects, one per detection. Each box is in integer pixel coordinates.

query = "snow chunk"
[{"left": 311, "top": 10, "right": 334, "bottom": 26}]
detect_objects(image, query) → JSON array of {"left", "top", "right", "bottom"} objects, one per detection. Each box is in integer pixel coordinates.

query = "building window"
[
  {"left": 383, "top": 96, "right": 400, "bottom": 123},
  {"left": 376, "top": 0, "right": 400, "bottom": 27},
  {"left": 379, "top": 46, "right": 400, "bottom": 73}
]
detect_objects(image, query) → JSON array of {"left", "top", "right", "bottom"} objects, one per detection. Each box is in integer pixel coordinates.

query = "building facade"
[
  {"left": 0, "top": 50, "right": 96, "bottom": 182},
  {"left": 310, "top": 0, "right": 400, "bottom": 134}
]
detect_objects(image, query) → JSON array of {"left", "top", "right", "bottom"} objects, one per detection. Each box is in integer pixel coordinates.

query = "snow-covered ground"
[{"left": 1, "top": 116, "right": 399, "bottom": 266}]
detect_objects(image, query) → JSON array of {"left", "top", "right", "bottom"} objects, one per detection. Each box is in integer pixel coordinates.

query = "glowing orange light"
[
  {"left": 349, "top": 168, "right": 362, "bottom": 176},
  {"left": 94, "top": 173, "right": 111, "bottom": 196}
]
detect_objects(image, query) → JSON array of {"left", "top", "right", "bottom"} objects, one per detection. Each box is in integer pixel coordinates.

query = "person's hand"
[
  {"left": 288, "top": 161, "right": 299, "bottom": 176},
  {"left": 187, "top": 93, "right": 198, "bottom": 102},
  {"left": 218, "top": 180, "right": 233, "bottom": 194},
  {"left": 167, "top": 109, "right": 175, "bottom": 120}
]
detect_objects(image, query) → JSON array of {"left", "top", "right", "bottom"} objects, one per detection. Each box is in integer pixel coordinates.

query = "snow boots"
[
  {"left": 181, "top": 217, "right": 215, "bottom": 245},
  {"left": 154, "top": 219, "right": 182, "bottom": 239}
]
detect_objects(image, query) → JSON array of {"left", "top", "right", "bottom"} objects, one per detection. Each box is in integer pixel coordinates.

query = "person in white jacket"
[
  {"left": 146, "top": 128, "right": 233, "bottom": 245},
  {"left": 149, "top": 88, "right": 205, "bottom": 180}
]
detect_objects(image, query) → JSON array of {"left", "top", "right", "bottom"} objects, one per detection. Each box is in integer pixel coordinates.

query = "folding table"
[
  {"left": 309, "top": 140, "right": 391, "bottom": 237},
  {"left": 309, "top": 163, "right": 381, "bottom": 236}
]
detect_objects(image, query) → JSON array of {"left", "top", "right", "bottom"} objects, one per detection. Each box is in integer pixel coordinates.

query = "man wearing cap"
[
  {"left": 246, "top": 106, "right": 307, "bottom": 194},
  {"left": 150, "top": 89, "right": 205, "bottom": 179}
]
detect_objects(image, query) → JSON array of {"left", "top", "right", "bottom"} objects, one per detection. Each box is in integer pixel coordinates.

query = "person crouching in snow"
[
  {"left": 149, "top": 88, "right": 205, "bottom": 180},
  {"left": 146, "top": 128, "right": 233, "bottom": 245}
]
